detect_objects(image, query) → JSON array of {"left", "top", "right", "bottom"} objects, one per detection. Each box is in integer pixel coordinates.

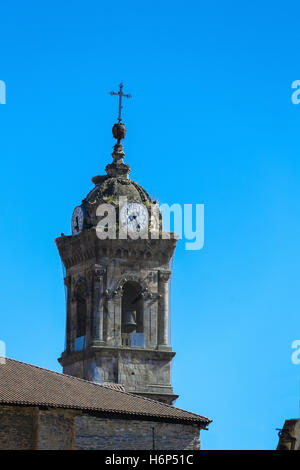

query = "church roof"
[{"left": 0, "top": 358, "right": 211, "bottom": 426}]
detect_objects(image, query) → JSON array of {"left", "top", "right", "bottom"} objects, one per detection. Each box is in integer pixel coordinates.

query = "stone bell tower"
[{"left": 56, "top": 85, "right": 178, "bottom": 404}]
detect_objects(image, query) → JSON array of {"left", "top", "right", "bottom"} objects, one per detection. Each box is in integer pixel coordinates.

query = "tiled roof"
[
  {"left": 0, "top": 358, "right": 211, "bottom": 425},
  {"left": 101, "top": 383, "right": 125, "bottom": 392}
]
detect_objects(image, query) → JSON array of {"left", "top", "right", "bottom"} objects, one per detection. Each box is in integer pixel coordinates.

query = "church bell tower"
[{"left": 56, "top": 84, "right": 178, "bottom": 404}]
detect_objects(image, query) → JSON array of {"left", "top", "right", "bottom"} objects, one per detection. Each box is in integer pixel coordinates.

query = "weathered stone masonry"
[
  {"left": 56, "top": 116, "right": 182, "bottom": 405},
  {"left": 0, "top": 405, "right": 201, "bottom": 450},
  {"left": 0, "top": 406, "right": 76, "bottom": 450},
  {"left": 0, "top": 358, "right": 211, "bottom": 450},
  {"left": 76, "top": 415, "right": 201, "bottom": 450},
  {"left": 0, "top": 110, "right": 212, "bottom": 451}
]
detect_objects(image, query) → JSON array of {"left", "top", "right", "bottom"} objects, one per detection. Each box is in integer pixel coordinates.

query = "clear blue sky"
[{"left": 1, "top": 0, "right": 300, "bottom": 450}]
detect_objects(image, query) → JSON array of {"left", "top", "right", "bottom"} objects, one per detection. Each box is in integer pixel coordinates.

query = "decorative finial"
[
  {"left": 110, "top": 82, "right": 131, "bottom": 146},
  {"left": 109, "top": 82, "right": 131, "bottom": 123},
  {"left": 105, "top": 83, "right": 132, "bottom": 179}
]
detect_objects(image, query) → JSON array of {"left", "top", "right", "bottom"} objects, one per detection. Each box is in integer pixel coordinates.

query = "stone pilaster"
[
  {"left": 91, "top": 266, "right": 106, "bottom": 346},
  {"left": 69, "top": 290, "right": 77, "bottom": 352},
  {"left": 64, "top": 276, "right": 72, "bottom": 352},
  {"left": 106, "top": 288, "right": 122, "bottom": 347},
  {"left": 85, "top": 270, "right": 94, "bottom": 347},
  {"left": 158, "top": 270, "right": 171, "bottom": 351}
]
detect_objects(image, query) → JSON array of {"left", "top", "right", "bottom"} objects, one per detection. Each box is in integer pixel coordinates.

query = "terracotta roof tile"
[{"left": 0, "top": 358, "right": 211, "bottom": 425}]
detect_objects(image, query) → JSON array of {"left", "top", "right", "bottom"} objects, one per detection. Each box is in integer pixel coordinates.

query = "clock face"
[
  {"left": 71, "top": 206, "right": 85, "bottom": 235},
  {"left": 120, "top": 202, "right": 148, "bottom": 232}
]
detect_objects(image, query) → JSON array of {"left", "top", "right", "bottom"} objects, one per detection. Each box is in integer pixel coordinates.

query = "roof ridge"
[{"left": 4, "top": 357, "right": 211, "bottom": 423}]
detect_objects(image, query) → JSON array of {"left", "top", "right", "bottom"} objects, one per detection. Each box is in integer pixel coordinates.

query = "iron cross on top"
[{"left": 109, "top": 83, "right": 131, "bottom": 122}]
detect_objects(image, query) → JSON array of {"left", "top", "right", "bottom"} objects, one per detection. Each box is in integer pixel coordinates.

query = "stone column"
[
  {"left": 69, "top": 289, "right": 77, "bottom": 352},
  {"left": 113, "top": 292, "right": 122, "bottom": 347},
  {"left": 91, "top": 265, "right": 106, "bottom": 346},
  {"left": 142, "top": 295, "right": 150, "bottom": 349},
  {"left": 106, "top": 290, "right": 122, "bottom": 347},
  {"left": 64, "top": 276, "right": 72, "bottom": 352},
  {"left": 158, "top": 270, "right": 172, "bottom": 351},
  {"left": 85, "top": 270, "right": 93, "bottom": 347}
]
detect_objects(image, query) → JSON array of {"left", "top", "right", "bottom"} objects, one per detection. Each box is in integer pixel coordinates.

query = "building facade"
[
  {"left": 0, "top": 90, "right": 212, "bottom": 450},
  {"left": 277, "top": 419, "right": 300, "bottom": 450},
  {"left": 0, "top": 406, "right": 202, "bottom": 450},
  {"left": 56, "top": 117, "right": 178, "bottom": 404},
  {"left": 0, "top": 358, "right": 211, "bottom": 450}
]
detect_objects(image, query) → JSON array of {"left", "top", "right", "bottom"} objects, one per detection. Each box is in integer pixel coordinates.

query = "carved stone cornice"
[
  {"left": 58, "top": 346, "right": 176, "bottom": 367},
  {"left": 55, "top": 230, "right": 178, "bottom": 268}
]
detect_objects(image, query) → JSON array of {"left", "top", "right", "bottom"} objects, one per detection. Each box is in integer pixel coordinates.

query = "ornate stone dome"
[
  {"left": 82, "top": 175, "right": 152, "bottom": 222},
  {"left": 80, "top": 122, "right": 153, "bottom": 226}
]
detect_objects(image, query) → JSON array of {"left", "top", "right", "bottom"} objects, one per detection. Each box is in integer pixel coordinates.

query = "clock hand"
[{"left": 134, "top": 218, "right": 141, "bottom": 231}]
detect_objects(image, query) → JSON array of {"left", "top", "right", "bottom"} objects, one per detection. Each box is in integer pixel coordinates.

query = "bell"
[{"left": 123, "top": 310, "right": 137, "bottom": 332}]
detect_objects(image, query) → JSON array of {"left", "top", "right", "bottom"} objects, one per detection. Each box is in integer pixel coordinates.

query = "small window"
[
  {"left": 130, "top": 333, "right": 145, "bottom": 348},
  {"left": 74, "top": 281, "right": 87, "bottom": 350},
  {"left": 77, "top": 297, "right": 86, "bottom": 338},
  {"left": 74, "top": 335, "right": 86, "bottom": 351}
]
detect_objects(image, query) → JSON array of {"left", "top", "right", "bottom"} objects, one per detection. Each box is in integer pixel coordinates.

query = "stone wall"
[
  {"left": 0, "top": 405, "right": 201, "bottom": 450},
  {"left": 0, "top": 406, "right": 36, "bottom": 449},
  {"left": 75, "top": 415, "right": 201, "bottom": 450},
  {"left": 0, "top": 406, "right": 77, "bottom": 450},
  {"left": 62, "top": 347, "right": 176, "bottom": 404},
  {"left": 38, "top": 409, "right": 76, "bottom": 450}
]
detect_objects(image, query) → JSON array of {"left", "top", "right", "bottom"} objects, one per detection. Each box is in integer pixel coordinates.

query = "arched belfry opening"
[
  {"left": 121, "top": 281, "right": 144, "bottom": 348},
  {"left": 74, "top": 281, "right": 87, "bottom": 351}
]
